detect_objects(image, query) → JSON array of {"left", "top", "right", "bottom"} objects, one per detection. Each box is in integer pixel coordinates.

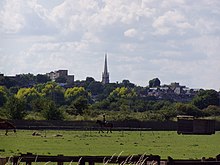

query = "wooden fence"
[
  {"left": 8, "top": 119, "right": 220, "bottom": 131},
  {"left": 10, "top": 153, "right": 160, "bottom": 165},
  {"left": 10, "top": 120, "right": 177, "bottom": 131},
  {"left": 2, "top": 153, "right": 220, "bottom": 165}
]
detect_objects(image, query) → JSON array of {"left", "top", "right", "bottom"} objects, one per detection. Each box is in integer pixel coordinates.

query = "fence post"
[
  {"left": 79, "top": 160, "right": 85, "bottom": 165},
  {"left": 166, "top": 156, "right": 173, "bottom": 165},
  {"left": 216, "top": 154, "right": 220, "bottom": 161},
  {"left": 88, "top": 160, "right": 94, "bottom": 165},
  {"left": 25, "top": 152, "right": 33, "bottom": 165},
  {"left": 26, "top": 161, "right": 32, "bottom": 165},
  {"left": 12, "top": 157, "right": 19, "bottom": 165},
  {"left": 57, "top": 162, "right": 63, "bottom": 165},
  {"left": 0, "top": 158, "right": 7, "bottom": 165},
  {"left": 57, "top": 154, "right": 64, "bottom": 165}
]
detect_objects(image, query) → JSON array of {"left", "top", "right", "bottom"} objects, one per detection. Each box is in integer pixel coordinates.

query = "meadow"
[{"left": 0, "top": 130, "right": 220, "bottom": 159}]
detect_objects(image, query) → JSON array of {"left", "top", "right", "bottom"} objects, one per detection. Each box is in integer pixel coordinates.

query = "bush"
[
  {"left": 24, "top": 112, "right": 44, "bottom": 120},
  {"left": 203, "top": 105, "right": 220, "bottom": 116},
  {"left": 42, "top": 101, "right": 63, "bottom": 120},
  {"left": 5, "top": 96, "right": 26, "bottom": 119},
  {"left": 0, "top": 107, "right": 8, "bottom": 119},
  {"left": 175, "top": 103, "right": 204, "bottom": 117}
]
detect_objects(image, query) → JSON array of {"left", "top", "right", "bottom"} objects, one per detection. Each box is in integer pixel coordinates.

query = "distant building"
[
  {"left": 146, "top": 82, "right": 198, "bottom": 102},
  {"left": 102, "top": 54, "right": 110, "bottom": 84},
  {"left": 170, "top": 82, "right": 186, "bottom": 95},
  {"left": 46, "top": 70, "right": 74, "bottom": 84}
]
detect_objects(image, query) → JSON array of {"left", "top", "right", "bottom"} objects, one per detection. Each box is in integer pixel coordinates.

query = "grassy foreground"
[{"left": 0, "top": 130, "right": 220, "bottom": 159}]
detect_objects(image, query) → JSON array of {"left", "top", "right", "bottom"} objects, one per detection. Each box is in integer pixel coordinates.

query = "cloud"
[
  {"left": 0, "top": 0, "right": 25, "bottom": 33},
  {"left": 124, "top": 28, "right": 138, "bottom": 38},
  {"left": 152, "top": 10, "right": 192, "bottom": 35},
  {"left": 187, "top": 35, "right": 220, "bottom": 59},
  {"left": 0, "top": 0, "right": 220, "bottom": 89}
]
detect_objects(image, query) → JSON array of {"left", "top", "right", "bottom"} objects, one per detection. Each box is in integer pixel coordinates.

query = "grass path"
[{"left": 0, "top": 130, "right": 220, "bottom": 159}]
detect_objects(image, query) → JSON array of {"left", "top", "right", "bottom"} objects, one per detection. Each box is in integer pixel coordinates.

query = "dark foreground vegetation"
[
  {"left": 9, "top": 153, "right": 220, "bottom": 165},
  {"left": 0, "top": 74, "right": 220, "bottom": 121}
]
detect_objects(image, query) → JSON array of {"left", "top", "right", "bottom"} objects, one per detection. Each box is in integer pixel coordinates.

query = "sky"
[{"left": 0, "top": 0, "right": 220, "bottom": 90}]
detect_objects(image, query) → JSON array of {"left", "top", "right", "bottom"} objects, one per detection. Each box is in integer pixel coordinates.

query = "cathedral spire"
[{"left": 102, "top": 53, "right": 109, "bottom": 84}]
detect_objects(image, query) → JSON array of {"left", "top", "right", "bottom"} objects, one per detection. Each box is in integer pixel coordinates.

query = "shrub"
[
  {"left": 42, "top": 100, "right": 63, "bottom": 120},
  {"left": 203, "top": 105, "right": 220, "bottom": 116}
]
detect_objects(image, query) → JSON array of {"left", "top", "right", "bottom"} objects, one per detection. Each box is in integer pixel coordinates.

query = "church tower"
[{"left": 102, "top": 54, "right": 109, "bottom": 84}]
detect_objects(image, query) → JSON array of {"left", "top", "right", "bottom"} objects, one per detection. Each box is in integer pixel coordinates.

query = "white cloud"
[
  {"left": 120, "top": 43, "right": 137, "bottom": 52},
  {"left": 82, "top": 32, "right": 100, "bottom": 44},
  {"left": 194, "top": 18, "right": 220, "bottom": 35},
  {"left": 152, "top": 10, "right": 192, "bottom": 35},
  {"left": 187, "top": 35, "right": 220, "bottom": 59},
  {"left": 0, "top": 0, "right": 220, "bottom": 89},
  {"left": 124, "top": 28, "right": 138, "bottom": 38},
  {"left": 0, "top": 0, "right": 25, "bottom": 33}
]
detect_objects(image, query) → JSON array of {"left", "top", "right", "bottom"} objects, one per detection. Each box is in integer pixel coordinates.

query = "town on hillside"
[
  {"left": 0, "top": 55, "right": 220, "bottom": 122},
  {"left": 1, "top": 54, "right": 218, "bottom": 103}
]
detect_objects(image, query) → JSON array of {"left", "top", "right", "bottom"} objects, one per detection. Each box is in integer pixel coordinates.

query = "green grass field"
[{"left": 0, "top": 130, "right": 220, "bottom": 159}]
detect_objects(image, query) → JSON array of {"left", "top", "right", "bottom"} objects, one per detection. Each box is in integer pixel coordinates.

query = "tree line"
[{"left": 0, "top": 74, "right": 219, "bottom": 121}]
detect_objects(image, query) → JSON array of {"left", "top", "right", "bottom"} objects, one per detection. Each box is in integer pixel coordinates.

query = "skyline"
[{"left": 0, "top": 0, "right": 220, "bottom": 90}]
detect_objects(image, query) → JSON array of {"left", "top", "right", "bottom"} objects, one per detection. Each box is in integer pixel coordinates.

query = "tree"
[
  {"left": 64, "top": 87, "right": 89, "bottom": 104},
  {"left": 0, "top": 86, "right": 8, "bottom": 107},
  {"left": 107, "top": 87, "right": 138, "bottom": 112},
  {"left": 192, "top": 89, "right": 219, "bottom": 109},
  {"left": 159, "top": 105, "right": 177, "bottom": 121},
  {"left": 41, "top": 100, "right": 63, "bottom": 120},
  {"left": 108, "top": 87, "right": 137, "bottom": 100},
  {"left": 94, "top": 83, "right": 119, "bottom": 100},
  {"left": 175, "top": 103, "right": 203, "bottom": 117},
  {"left": 121, "top": 80, "right": 135, "bottom": 88},
  {"left": 72, "top": 96, "right": 89, "bottom": 114},
  {"left": 9, "top": 86, "right": 19, "bottom": 95},
  {"left": 29, "top": 97, "right": 48, "bottom": 112},
  {"left": 85, "top": 77, "right": 95, "bottom": 83},
  {"left": 36, "top": 74, "right": 50, "bottom": 84},
  {"left": 131, "top": 99, "right": 146, "bottom": 112},
  {"left": 0, "top": 76, "right": 17, "bottom": 88},
  {"left": 16, "top": 87, "right": 41, "bottom": 101},
  {"left": 149, "top": 78, "right": 161, "bottom": 88},
  {"left": 86, "top": 81, "right": 104, "bottom": 96},
  {"left": 145, "top": 100, "right": 172, "bottom": 111},
  {"left": 73, "top": 77, "right": 95, "bottom": 90},
  {"left": 17, "top": 73, "right": 36, "bottom": 87},
  {"left": 42, "top": 82, "right": 65, "bottom": 105},
  {"left": 5, "top": 96, "right": 25, "bottom": 119},
  {"left": 203, "top": 105, "right": 220, "bottom": 116},
  {"left": 16, "top": 87, "right": 41, "bottom": 111},
  {"left": 90, "top": 99, "right": 110, "bottom": 110},
  {"left": 34, "top": 84, "right": 45, "bottom": 93}
]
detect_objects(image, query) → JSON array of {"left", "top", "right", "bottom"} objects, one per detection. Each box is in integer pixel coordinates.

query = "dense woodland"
[{"left": 0, "top": 73, "right": 220, "bottom": 121}]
